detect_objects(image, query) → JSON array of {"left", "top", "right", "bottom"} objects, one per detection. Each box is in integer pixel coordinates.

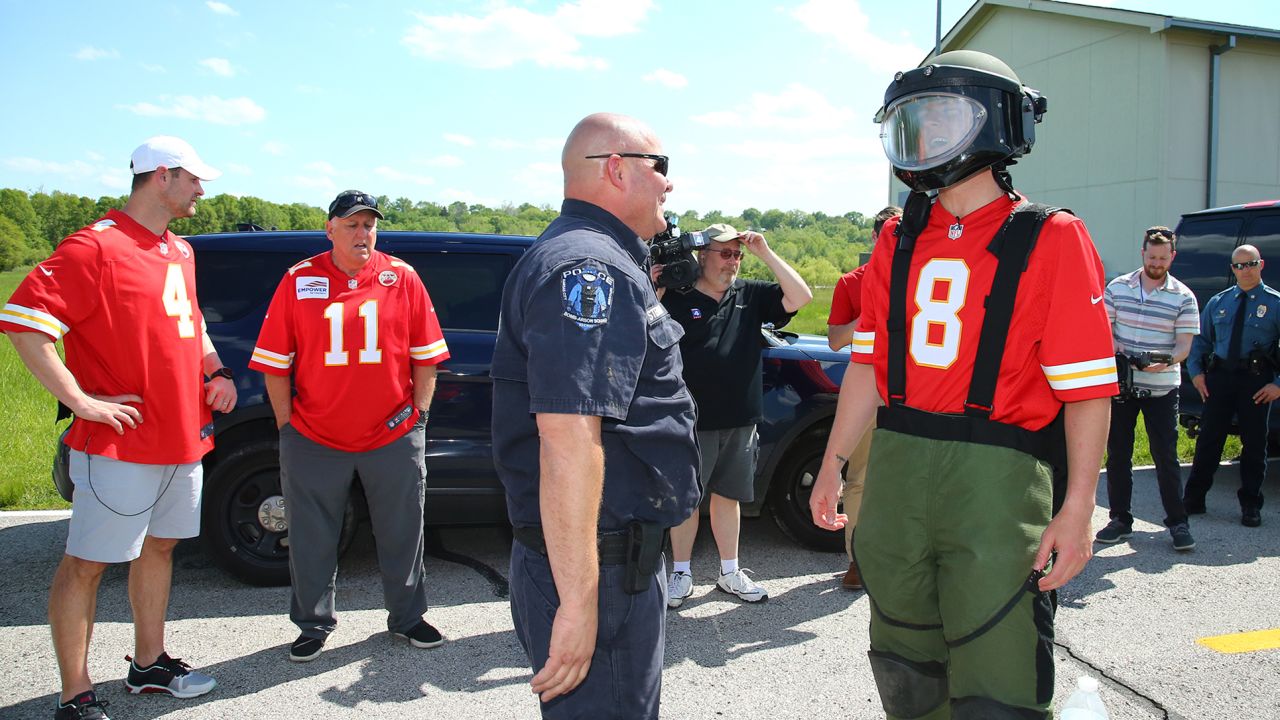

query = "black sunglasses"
[
  {"left": 329, "top": 191, "right": 379, "bottom": 218},
  {"left": 584, "top": 153, "right": 669, "bottom": 176},
  {"left": 1231, "top": 259, "right": 1261, "bottom": 270}
]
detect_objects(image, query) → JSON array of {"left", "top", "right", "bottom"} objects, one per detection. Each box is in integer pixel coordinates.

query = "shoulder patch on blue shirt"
[{"left": 561, "top": 261, "right": 614, "bottom": 330}]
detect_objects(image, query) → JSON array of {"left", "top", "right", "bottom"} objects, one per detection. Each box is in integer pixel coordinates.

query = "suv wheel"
[
  {"left": 201, "top": 441, "right": 356, "bottom": 586},
  {"left": 767, "top": 434, "right": 845, "bottom": 552}
]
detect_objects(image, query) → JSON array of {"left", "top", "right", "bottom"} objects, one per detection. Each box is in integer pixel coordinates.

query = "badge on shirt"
[
  {"left": 1258, "top": 306, "right": 1268, "bottom": 318},
  {"left": 296, "top": 276, "right": 330, "bottom": 300},
  {"left": 378, "top": 270, "right": 398, "bottom": 287},
  {"left": 691, "top": 308, "right": 702, "bottom": 320},
  {"left": 561, "top": 262, "right": 614, "bottom": 330}
]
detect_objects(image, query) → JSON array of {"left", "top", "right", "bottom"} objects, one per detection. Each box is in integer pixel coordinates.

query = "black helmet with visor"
[{"left": 875, "top": 50, "right": 1047, "bottom": 192}]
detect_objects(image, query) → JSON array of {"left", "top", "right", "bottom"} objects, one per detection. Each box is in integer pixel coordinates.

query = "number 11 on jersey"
[{"left": 323, "top": 300, "right": 383, "bottom": 366}]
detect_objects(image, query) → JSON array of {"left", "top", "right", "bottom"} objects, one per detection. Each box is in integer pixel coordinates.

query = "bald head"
[{"left": 560, "top": 112, "right": 671, "bottom": 238}]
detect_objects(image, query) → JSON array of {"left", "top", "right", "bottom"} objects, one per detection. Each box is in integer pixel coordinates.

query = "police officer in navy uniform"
[
  {"left": 1184, "top": 244, "right": 1280, "bottom": 527},
  {"left": 491, "top": 112, "right": 700, "bottom": 719}
]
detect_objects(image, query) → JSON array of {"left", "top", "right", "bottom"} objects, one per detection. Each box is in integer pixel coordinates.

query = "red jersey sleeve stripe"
[
  {"left": 250, "top": 346, "right": 293, "bottom": 370},
  {"left": 851, "top": 330, "right": 874, "bottom": 355},
  {"left": 1, "top": 303, "right": 68, "bottom": 339},
  {"left": 410, "top": 339, "right": 449, "bottom": 360},
  {"left": 1042, "top": 357, "right": 1118, "bottom": 391}
]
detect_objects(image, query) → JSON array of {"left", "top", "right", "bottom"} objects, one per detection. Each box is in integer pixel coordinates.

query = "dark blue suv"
[{"left": 180, "top": 229, "right": 848, "bottom": 584}]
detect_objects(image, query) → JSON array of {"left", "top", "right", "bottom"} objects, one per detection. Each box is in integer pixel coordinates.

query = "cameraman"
[
  {"left": 1183, "top": 244, "right": 1280, "bottom": 528},
  {"left": 1096, "top": 226, "right": 1199, "bottom": 550},
  {"left": 657, "top": 224, "right": 811, "bottom": 607}
]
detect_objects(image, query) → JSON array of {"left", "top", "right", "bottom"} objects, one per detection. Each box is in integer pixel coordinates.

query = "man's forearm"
[
  {"left": 537, "top": 413, "right": 604, "bottom": 611},
  {"left": 827, "top": 321, "right": 857, "bottom": 351},
  {"left": 263, "top": 373, "right": 293, "bottom": 427},
  {"left": 201, "top": 331, "right": 226, "bottom": 375},
  {"left": 760, "top": 250, "right": 813, "bottom": 313},
  {"left": 7, "top": 331, "right": 89, "bottom": 411},
  {"left": 1171, "top": 333, "right": 1195, "bottom": 365},
  {"left": 821, "top": 362, "right": 880, "bottom": 469},
  {"left": 412, "top": 364, "right": 438, "bottom": 413},
  {"left": 1061, "top": 397, "right": 1110, "bottom": 509}
]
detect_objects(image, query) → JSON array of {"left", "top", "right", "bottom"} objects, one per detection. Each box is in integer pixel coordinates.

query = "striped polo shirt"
[{"left": 1104, "top": 268, "right": 1199, "bottom": 396}]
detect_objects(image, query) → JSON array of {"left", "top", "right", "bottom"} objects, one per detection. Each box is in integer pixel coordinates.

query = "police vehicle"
[{"left": 54, "top": 228, "right": 851, "bottom": 585}]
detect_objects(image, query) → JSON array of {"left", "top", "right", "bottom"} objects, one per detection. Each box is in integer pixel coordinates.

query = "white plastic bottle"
[{"left": 1060, "top": 675, "right": 1110, "bottom": 719}]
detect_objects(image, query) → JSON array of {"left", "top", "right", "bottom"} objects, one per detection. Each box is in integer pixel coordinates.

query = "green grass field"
[{"left": 0, "top": 272, "right": 1239, "bottom": 509}]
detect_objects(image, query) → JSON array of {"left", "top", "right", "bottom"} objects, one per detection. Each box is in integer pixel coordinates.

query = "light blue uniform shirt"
[{"left": 1187, "top": 282, "right": 1280, "bottom": 381}]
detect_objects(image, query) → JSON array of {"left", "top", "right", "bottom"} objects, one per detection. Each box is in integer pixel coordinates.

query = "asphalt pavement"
[{"left": 1, "top": 463, "right": 1277, "bottom": 719}]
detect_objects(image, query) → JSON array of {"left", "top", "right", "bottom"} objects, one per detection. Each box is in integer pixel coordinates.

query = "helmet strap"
[{"left": 993, "top": 164, "right": 1018, "bottom": 199}]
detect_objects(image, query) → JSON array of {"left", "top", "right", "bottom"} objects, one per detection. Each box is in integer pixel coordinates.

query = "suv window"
[
  {"left": 1174, "top": 217, "right": 1241, "bottom": 309},
  {"left": 196, "top": 250, "right": 310, "bottom": 322},
  {"left": 400, "top": 252, "right": 512, "bottom": 332}
]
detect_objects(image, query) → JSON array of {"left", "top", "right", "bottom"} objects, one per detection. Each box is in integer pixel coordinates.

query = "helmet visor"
[{"left": 878, "top": 93, "right": 987, "bottom": 171}]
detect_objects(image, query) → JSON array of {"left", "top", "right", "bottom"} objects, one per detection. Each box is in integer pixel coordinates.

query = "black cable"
[{"left": 81, "top": 430, "right": 179, "bottom": 517}]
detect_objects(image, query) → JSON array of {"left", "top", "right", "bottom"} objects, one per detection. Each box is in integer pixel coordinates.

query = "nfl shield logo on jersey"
[{"left": 561, "top": 261, "right": 615, "bottom": 330}]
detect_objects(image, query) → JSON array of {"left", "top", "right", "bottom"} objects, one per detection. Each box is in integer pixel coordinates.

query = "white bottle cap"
[{"left": 1078, "top": 676, "right": 1100, "bottom": 692}]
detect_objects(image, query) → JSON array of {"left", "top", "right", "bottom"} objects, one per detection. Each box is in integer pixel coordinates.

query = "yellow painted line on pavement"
[{"left": 1197, "top": 628, "right": 1280, "bottom": 654}]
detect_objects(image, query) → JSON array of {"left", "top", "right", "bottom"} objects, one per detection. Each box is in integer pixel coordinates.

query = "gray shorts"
[
  {"left": 65, "top": 450, "right": 203, "bottom": 563},
  {"left": 695, "top": 425, "right": 758, "bottom": 503}
]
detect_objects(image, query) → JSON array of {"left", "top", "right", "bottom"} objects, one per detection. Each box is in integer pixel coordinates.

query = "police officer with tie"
[{"left": 1184, "top": 244, "right": 1280, "bottom": 527}]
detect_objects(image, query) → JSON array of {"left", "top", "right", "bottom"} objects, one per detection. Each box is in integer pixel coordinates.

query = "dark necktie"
[{"left": 1227, "top": 291, "right": 1248, "bottom": 361}]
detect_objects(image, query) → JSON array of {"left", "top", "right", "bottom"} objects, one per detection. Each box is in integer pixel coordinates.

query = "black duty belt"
[{"left": 512, "top": 525, "right": 630, "bottom": 565}]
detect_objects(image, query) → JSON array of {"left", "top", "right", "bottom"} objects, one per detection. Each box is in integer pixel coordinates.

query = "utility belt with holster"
[
  {"left": 513, "top": 521, "right": 668, "bottom": 595},
  {"left": 1206, "top": 347, "right": 1279, "bottom": 376}
]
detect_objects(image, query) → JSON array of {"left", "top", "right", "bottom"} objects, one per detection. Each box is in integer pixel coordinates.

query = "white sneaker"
[
  {"left": 716, "top": 569, "right": 768, "bottom": 603},
  {"left": 667, "top": 571, "right": 693, "bottom": 608}
]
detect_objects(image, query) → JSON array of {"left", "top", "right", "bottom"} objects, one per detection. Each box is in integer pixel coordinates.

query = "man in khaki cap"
[{"left": 658, "top": 223, "right": 811, "bottom": 607}]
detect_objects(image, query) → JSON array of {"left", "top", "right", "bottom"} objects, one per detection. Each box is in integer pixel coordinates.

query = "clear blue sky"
[{"left": 1, "top": 0, "right": 1277, "bottom": 219}]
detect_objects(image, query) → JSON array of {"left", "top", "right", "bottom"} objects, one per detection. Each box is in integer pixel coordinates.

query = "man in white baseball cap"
[{"left": 2, "top": 135, "right": 233, "bottom": 719}]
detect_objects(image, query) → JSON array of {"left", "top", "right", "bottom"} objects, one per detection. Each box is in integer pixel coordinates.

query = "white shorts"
[{"left": 66, "top": 450, "right": 203, "bottom": 563}]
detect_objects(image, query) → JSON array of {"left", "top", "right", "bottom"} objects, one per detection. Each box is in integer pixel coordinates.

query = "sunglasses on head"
[
  {"left": 708, "top": 249, "right": 743, "bottom": 260},
  {"left": 329, "top": 191, "right": 379, "bottom": 217},
  {"left": 584, "top": 153, "right": 669, "bottom": 176},
  {"left": 1231, "top": 259, "right": 1261, "bottom": 269}
]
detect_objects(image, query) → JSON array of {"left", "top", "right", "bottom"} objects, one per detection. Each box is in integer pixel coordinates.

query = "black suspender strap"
[
  {"left": 963, "top": 202, "right": 1062, "bottom": 418},
  {"left": 886, "top": 191, "right": 934, "bottom": 406}
]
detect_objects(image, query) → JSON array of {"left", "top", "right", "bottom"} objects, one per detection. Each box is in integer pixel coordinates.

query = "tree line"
[{"left": 0, "top": 188, "right": 876, "bottom": 286}]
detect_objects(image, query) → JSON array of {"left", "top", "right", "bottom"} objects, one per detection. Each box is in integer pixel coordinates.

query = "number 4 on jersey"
[{"left": 162, "top": 263, "right": 196, "bottom": 338}]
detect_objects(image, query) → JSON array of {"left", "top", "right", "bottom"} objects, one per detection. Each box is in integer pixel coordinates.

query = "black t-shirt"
[{"left": 662, "top": 278, "right": 793, "bottom": 430}]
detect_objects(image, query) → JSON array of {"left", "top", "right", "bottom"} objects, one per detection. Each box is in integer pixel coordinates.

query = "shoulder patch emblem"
[
  {"left": 91, "top": 219, "right": 116, "bottom": 232},
  {"left": 287, "top": 260, "right": 315, "bottom": 276},
  {"left": 295, "top": 276, "right": 330, "bottom": 300},
  {"left": 379, "top": 270, "right": 398, "bottom": 287},
  {"left": 562, "top": 261, "right": 614, "bottom": 330}
]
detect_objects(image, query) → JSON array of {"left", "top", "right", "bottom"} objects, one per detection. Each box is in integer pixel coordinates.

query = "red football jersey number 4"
[{"left": 162, "top": 264, "right": 196, "bottom": 338}]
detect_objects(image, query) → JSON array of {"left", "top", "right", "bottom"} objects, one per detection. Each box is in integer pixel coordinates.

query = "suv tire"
[
  {"left": 767, "top": 434, "right": 845, "bottom": 552},
  {"left": 201, "top": 440, "right": 356, "bottom": 586}
]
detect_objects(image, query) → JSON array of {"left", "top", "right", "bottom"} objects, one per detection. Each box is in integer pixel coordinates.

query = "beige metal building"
[{"left": 890, "top": 0, "right": 1280, "bottom": 275}]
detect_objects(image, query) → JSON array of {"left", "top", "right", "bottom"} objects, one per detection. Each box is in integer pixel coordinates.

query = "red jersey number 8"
[{"left": 910, "top": 259, "right": 969, "bottom": 370}]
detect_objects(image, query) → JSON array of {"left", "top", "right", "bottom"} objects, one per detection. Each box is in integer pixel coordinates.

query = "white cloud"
[
  {"left": 74, "top": 47, "right": 118, "bottom": 61},
  {"left": 117, "top": 95, "right": 266, "bottom": 125},
  {"left": 200, "top": 58, "right": 235, "bottom": 77},
  {"left": 375, "top": 166, "right": 436, "bottom": 186},
  {"left": 99, "top": 169, "right": 131, "bottom": 190},
  {"left": 402, "top": 0, "right": 653, "bottom": 70},
  {"left": 643, "top": 68, "right": 687, "bottom": 89},
  {"left": 512, "top": 162, "right": 561, "bottom": 198},
  {"left": 791, "top": 0, "right": 924, "bottom": 75},
  {"left": 289, "top": 175, "right": 336, "bottom": 192},
  {"left": 721, "top": 134, "right": 881, "bottom": 161},
  {"left": 207, "top": 1, "right": 238, "bottom": 16},
  {"left": 262, "top": 140, "right": 287, "bottom": 156},
  {"left": 139, "top": 63, "right": 166, "bottom": 73},
  {"left": 691, "top": 84, "right": 855, "bottom": 132},
  {"left": 489, "top": 137, "right": 562, "bottom": 151},
  {"left": 85, "top": 151, "right": 104, "bottom": 161},
  {"left": 423, "top": 155, "right": 464, "bottom": 168},
  {"left": 304, "top": 161, "right": 337, "bottom": 175},
  {"left": 225, "top": 162, "right": 253, "bottom": 176},
  {"left": 4, "top": 157, "right": 97, "bottom": 177},
  {"left": 443, "top": 133, "right": 474, "bottom": 147}
]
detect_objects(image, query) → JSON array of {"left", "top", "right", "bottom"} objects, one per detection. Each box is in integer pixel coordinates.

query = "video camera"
[
  {"left": 650, "top": 216, "right": 712, "bottom": 290},
  {"left": 1114, "top": 351, "right": 1172, "bottom": 402}
]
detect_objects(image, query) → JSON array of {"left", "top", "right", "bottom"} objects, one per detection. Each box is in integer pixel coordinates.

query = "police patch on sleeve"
[{"left": 562, "top": 261, "right": 614, "bottom": 330}]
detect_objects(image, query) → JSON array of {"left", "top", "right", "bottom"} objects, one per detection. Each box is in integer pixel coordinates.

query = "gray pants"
[{"left": 279, "top": 421, "right": 429, "bottom": 638}]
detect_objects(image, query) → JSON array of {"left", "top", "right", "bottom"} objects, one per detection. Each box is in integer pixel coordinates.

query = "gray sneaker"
[
  {"left": 1170, "top": 522, "right": 1196, "bottom": 551},
  {"left": 716, "top": 569, "right": 768, "bottom": 603},
  {"left": 124, "top": 653, "right": 216, "bottom": 698},
  {"left": 1094, "top": 520, "right": 1133, "bottom": 544},
  {"left": 667, "top": 571, "right": 693, "bottom": 608}
]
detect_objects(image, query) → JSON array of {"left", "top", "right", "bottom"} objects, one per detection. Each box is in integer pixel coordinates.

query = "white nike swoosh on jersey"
[
  {"left": 39, "top": 265, "right": 53, "bottom": 276},
  {"left": 1091, "top": 295, "right": 1103, "bottom": 304}
]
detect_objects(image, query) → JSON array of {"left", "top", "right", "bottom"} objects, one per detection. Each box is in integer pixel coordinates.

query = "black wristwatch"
[{"left": 209, "top": 367, "right": 234, "bottom": 381}]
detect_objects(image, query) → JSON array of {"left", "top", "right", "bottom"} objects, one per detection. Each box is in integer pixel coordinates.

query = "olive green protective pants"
[{"left": 853, "top": 428, "right": 1057, "bottom": 719}]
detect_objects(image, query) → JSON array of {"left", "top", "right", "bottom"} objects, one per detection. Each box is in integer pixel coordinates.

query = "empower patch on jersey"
[
  {"left": 561, "top": 261, "right": 614, "bottom": 330},
  {"left": 295, "top": 276, "right": 330, "bottom": 300}
]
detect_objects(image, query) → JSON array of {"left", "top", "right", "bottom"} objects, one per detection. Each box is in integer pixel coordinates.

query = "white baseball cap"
[{"left": 130, "top": 135, "right": 221, "bottom": 181}]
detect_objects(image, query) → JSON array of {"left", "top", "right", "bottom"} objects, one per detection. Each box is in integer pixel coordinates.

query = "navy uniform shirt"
[
  {"left": 661, "top": 279, "right": 793, "bottom": 430},
  {"left": 1187, "top": 282, "right": 1280, "bottom": 380},
  {"left": 491, "top": 199, "right": 701, "bottom": 531}
]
